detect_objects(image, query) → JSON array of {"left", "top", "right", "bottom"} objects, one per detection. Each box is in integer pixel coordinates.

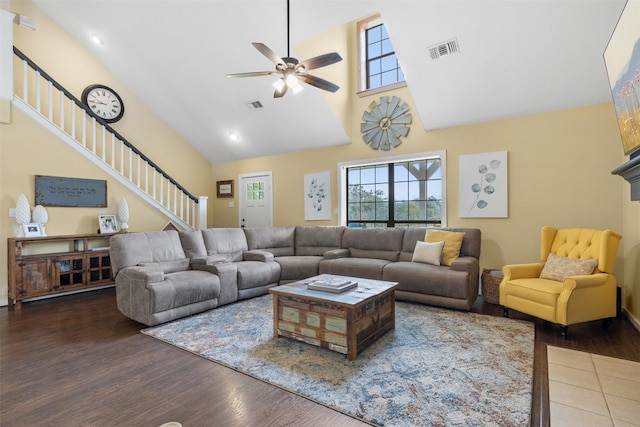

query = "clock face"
[
  {"left": 81, "top": 84, "right": 124, "bottom": 123},
  {"left": 361, "top": 96, "right": 412, "bottom": 150}
]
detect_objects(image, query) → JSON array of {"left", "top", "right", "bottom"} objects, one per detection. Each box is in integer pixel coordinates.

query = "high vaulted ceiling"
[{"left": 33, "top": 0, "right": 626, "bottom": 165}]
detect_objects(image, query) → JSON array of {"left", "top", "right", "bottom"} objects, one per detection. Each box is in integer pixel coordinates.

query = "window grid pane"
[
  {"left": 346, "top": 158, "right": 442, "bottom": 228},
  {"left": 365, "top": 23, "right": 405, "bottom": 89}
]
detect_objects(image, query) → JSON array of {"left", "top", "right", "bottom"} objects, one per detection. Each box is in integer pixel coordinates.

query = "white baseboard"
[{"left": 0, "top": 297, "right": 7, "bottom": 307}]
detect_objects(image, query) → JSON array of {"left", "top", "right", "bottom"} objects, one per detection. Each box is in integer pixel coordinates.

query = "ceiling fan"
[{"left": 226, "top": 0, "right": 342, "bottom": 98}]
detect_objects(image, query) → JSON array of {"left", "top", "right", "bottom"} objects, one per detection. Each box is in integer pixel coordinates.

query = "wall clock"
[
  {"left": 81, "top": 84, "right": 125, "bottom": 123},
  {"left": 361, "top": 96, "right": 412, "bottom": 150}
]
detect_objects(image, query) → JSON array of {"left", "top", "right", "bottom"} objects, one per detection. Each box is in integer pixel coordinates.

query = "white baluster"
[
  {"left": 22, "top": 60, "right": 27, "bottom": 101},
  {"left": 36, "top": 72, "right": 40, "bottom": 112},
  {"left": 47, "top": 81, "right": 52, "bottom": 120},
  {"left": 60, "top": 92, "right": 65, "bottom": 131}
]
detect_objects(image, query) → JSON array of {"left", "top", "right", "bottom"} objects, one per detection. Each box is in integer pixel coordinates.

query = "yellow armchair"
[{"left": 500, "top": 226, "right": 622, "bottom": 338}]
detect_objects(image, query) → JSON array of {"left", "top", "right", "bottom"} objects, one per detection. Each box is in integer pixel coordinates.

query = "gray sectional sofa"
[{"left": 110, "top": 226, "right": 481, "bottom": 326}]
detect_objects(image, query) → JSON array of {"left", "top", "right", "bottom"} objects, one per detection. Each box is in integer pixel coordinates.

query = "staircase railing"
[{"left": 11, "top": 47, "right": 206, "bottom": 230}]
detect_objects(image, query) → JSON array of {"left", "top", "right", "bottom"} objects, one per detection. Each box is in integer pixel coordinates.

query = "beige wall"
[{"left": 0, "top": 0, "right": 215, "bottom": 302}]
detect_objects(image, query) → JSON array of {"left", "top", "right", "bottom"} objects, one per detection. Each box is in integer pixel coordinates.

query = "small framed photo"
[
  {"left": 23, "top": 223, "right": 43, "bottom": 237},
  {"left": 98, "top": 214, "right": 118, "bottom": 234},
  {"left": 217, "top": 180, "right": 234, "bottom": 198}
]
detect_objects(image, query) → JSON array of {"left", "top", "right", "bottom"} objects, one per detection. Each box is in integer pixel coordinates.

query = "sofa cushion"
[
  {"left": 295, "top": 226, "right": 345, "bottom": 256},
  {"left": 318, "top": 257, "right": 391, "bottom": 280},
  {"left": 146, "top": 270, "right": 220, "bottom": 312},
  {"left": 110, "top": 230, "right": 186, "bottom": 276},
  {"left": 539, "top": 253, "right": 598, "bottom": 282},
  {"left": 412, "top": 240, "right": 445, "bottom": 265},
  {"left": 274, "top": 255, "right": 322, "bottom": 281},
  {"left": 201, "top": 228, "right": 247, "bottom": 262},
  {"left": 383, "top": 261, "right": 471, "bottom": 300},
  {"left": 244, "top": 227, "right": 295, "bottom": 256},
  {"left": 342, "top": 228, "right": 403, "bottom": 261},
  {"left": 425, "top": 230, "right": 465, "bottom": 266},
  {"left": 179, "top": 230, "right": 207, "bottom": 258},
  {"left": 236, "top": 261, "right": 281, "bottom": 290}
]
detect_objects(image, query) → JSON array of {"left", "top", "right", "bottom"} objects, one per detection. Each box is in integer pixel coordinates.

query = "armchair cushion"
[
  {"left": 539, "top": 253, "right": 598, "bottom": 282},
  {"left": 425, "top": 230, "right": 465, "bottom": 266}
]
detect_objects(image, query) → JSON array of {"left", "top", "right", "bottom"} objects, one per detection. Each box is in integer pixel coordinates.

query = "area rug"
[{"left": 142, "top": 295, "right": 534, "bottom": 426}]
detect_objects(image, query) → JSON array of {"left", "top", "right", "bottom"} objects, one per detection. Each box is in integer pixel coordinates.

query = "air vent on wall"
[
  {"left": 428, "top": 38, "right": 460, "bottom": 60},
  {"left": 246, "top": 100, "right": 264, "bottom": 111}
]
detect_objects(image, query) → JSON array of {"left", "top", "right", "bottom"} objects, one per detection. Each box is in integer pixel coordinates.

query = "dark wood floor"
[{"left": 1, "top": 289, "right": 639, "bottom": 427}]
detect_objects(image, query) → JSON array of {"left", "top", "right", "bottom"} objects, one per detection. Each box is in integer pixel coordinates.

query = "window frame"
[
  {"left": 357, "top": 14, "right": 407, "bottom": 96},
  {"left": 337, "top": 150, "right": 447, "bottom": 227}
]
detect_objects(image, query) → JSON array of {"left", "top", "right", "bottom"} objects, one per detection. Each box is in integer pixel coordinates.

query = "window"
[
  {"left": 359, "top": 15, "right": 405, "bottom": 92},
  {"left": 338, "top": 151, "right": 446, "bottom": 228}
]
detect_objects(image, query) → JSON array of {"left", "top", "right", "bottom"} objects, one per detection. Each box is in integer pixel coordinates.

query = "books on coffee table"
[{"left": 307, "top": 276, "right": 358, "bottom": 293}]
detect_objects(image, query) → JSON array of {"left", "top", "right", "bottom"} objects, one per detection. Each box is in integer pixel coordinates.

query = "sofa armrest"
[
  {"left": 323, "top": 248, "right": 350, "bottom": 259},
  {"left": 243, "top": 250, "right": 274, "bottom": 262},
  {"left": 450, "top": 256, "right": 477, "bottom": 272},
  {"left": 118, "top": 265, "right": 164, "bottom": 284},
  {"left": 190, "top": 255, "right": 227, "bottom": 266}
]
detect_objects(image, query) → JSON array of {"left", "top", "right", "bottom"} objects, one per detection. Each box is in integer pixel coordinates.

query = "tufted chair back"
[{"left": 540, "top": 226, "right": 622, "bottom": 274}]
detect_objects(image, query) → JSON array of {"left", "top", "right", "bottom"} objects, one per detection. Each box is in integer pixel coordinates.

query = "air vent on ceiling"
[
  {"left": 428, "top": 38, "right": 460, "bottom": 60},
  {"left": 246, "top": 100, "right": 264, "bottom": 111}
]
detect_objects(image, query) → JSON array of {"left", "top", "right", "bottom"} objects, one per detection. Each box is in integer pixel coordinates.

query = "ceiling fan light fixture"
[
  {"left": 292, "top": 84, "right": 304, "bottom": 95},
  {"left": 285, "top": 73, "right": 299, "bottom": 88},
  {"left": 272, "top": 78, "right": 286, "bottom": 92}
]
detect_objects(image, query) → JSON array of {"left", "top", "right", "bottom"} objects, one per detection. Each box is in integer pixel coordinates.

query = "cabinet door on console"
[{"left": 18, "top": 258, "right": 53, "bottom": 297}]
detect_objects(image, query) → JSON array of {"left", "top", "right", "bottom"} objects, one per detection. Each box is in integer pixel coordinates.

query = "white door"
[{"left": 239, "top": 172, "right": 273, "bottom": 228}]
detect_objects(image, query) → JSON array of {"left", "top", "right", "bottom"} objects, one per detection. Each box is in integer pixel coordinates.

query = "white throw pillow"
[{"left": 412, "top": 240, "right": 445, "bottom": 266}]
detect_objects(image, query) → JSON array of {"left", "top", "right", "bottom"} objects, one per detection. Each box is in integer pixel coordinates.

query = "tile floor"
[{"left": 547, "top": 346, "right": 640, "bottom": 427}]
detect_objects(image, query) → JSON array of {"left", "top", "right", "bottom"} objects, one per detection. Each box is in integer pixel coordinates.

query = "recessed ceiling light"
[
  {"left": 91, "top": 35, "right": 104, "bottom": 45},
  {"left": 229, "top": 132, "right": 239, "bottom": 141}
]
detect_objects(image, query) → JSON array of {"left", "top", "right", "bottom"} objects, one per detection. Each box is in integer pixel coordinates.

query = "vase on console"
[
  {"left": 15, "top": 193, "right": 31, "bottom": 237},
  {"left": 32, "top": 205, "right": 49, "bottom": 236},
  {"left": 118, "top": 197, "right": 130, "bottom": 233}
]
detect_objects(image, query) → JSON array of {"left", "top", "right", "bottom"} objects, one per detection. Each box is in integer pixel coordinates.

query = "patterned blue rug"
[{"left": 142, "top": 295, "right": 533, "bottom": 426}]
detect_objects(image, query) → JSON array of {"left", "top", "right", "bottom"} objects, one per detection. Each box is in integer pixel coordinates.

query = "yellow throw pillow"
[{"left": 425, "top": 230, "right": 465, "bottom": 266}]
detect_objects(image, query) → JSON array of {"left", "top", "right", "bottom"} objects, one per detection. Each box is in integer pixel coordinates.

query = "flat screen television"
[{"left": 604, "top": 0, "right": 640, "bottom": 158}]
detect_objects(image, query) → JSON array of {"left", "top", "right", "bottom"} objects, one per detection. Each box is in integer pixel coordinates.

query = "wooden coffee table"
[{"left": 268, "top": 275, "right": 398, "bottom": 360}]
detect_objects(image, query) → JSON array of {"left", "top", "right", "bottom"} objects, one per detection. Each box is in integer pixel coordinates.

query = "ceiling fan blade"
[
  {"left": 226, "top": 71, "right": 278, "bottom": 78},
  {"left": 252, "top": 42, "right": 284, "bottom": 65},
  {"left": 299, "top": 52, "right": 342, "bottom": 71},
  {"left": 297, "top": 73, "right": 339, "bottom": 93}
]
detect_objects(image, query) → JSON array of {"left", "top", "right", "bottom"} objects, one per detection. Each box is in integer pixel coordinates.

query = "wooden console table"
[{"left": 8, "top": 233, "right": 114, "bottom": 309}]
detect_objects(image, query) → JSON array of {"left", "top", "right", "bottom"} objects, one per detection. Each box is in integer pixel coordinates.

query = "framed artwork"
[
  {"left": 98, "top": 214, "right": 118, "bottom": 234},
  {"left": 603, "top": 0, "right": 640, "bottom": 157},
  {"left": 22, "top": 223, "right": 43, "bottom": 237},
  {"left": 459, "top": 151, "right": 508, "bottom": 218},
  {"left": 304, "top": 171, "right": 331, "bottom": 220},
  {"left": 217, "top": 180, "right": 234, "bottom": 198}
]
